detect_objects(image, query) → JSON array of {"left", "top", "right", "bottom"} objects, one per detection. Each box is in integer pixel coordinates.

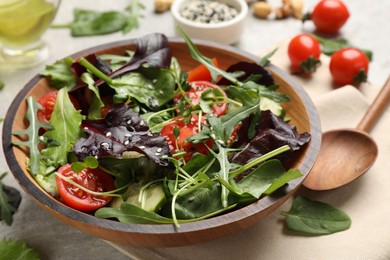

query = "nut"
[
  {"left": 253, "top": 2, "right": 272, "bottom": 19},
  {"left": 275, "top": 0, "right": 292, "bottom": 19},
  {"left": 290, "top": 0, "right": 304, "bottom": 19},
  {"left": 154, "top": 0, "right": 174, "bottom": 13}
]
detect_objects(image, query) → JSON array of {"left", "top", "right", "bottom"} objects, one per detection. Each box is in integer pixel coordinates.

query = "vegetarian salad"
[{"left": 13, "top": 31, "right": 310, "bottom": 226}]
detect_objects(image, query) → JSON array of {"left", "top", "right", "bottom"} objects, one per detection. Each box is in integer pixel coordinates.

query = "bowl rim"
[
  {"left": 171, "top": 0, "right": 249, "bottom": 29},
  {"left": 2, "top": 37, "right": 321, "bottom": 236}
]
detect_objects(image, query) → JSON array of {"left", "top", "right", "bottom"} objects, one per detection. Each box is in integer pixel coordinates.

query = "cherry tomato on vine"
[
  {"left": 304, "top": 0, "right": 350, "bottom": 34},
  {"left": 288, "top": 34, "right": 321, "bottom": 74},
  {"left": 329, "top": 47, "right": 369, "bottom": 85},
  {"left": 37, "top": 91, "right": 80, "bottom": 124},
  {"left": 160, "top": 115, "right": 213, "bottom": 161},
  {"left": 187, "top": 58, "right": 219, "bottom": 82},
  {"left": 174, "top": 81, "right": 228, "bottom": 117},
  {"left": 56, "top": 164, "right": 115, "bottom": 212}
]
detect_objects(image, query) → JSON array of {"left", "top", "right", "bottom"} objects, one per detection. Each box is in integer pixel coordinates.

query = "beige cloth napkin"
[{"left": 109, "top": 41, "right": 390, "bottom": 259}]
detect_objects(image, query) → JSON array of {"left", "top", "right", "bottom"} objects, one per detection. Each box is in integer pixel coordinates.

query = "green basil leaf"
[{"left": 282, "top": 196, "right": 352, "bottom": 235}]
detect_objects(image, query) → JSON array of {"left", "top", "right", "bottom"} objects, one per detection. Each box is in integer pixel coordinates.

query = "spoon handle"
[{"left": 357, "top": 76, "right": 390, "bottom": 132}]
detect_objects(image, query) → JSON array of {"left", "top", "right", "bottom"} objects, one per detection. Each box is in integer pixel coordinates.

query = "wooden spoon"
[{"left": 303, "top": 76, "right": 390, "bottom": 190}]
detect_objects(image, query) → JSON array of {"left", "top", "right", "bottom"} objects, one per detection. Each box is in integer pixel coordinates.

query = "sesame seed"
[
  {"left": 140, "top": 120, "right": 145, "bottom": 126},
  {"left": 106, "top": 132, "right": 112, "bottom": 137},
  {"left": 124, "top": 140, "right": 130, "bottom": 145},
  {"left": 127, "top": 119, "right": 132, "bottom": 125},
  {"left": 180, "top": 0, "right": 238, "bottom": 24},
  {"left": 211, "top": 134, "right": 216, "bottom": 139},
  {"left": 157, "top": 148, "right": 162, "bottom": 152},
  {"left": 217, "top": 139, "right": 225, "bottom": 146},
  {"left": 155, "top": 152, "right": 160, "bottom": 156},
  {"left": 139, "top": 146, "right": 145, "bottom": 150},
  {"left": 84, "top": 127, "right": 89, "bottom": 130}
]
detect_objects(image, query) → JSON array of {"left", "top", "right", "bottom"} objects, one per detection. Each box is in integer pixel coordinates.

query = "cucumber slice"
[
  {"left": 260, "top": 97, "right": 284, "bottom": 117},
  {"left": 111, "top": 182, "right": 166, "bottom": 212}
]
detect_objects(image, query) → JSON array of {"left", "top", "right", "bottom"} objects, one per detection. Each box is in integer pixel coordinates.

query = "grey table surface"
[{"left": 0, "top": 0, "right": 389, "bottom": 259}]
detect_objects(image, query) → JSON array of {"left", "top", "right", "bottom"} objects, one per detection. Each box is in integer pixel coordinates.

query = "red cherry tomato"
[
  {"left": 287, "top": 34, "right": 321, "bottom": 73},
  {"left": 56, "top": 164, "right": 115, "bottom": 212},
  {"left": 174, "top": 81, "right": 228, "bottom": 117},
  {"left": 37, "top": 91, "right": 80, "bottom": 124},
  {"left": 308, "top": 0, "right": 350, "bottom": 34},
  {"left": 160, "top": 115, "right": 213, "bottom": 161},
  {"left": 329, "top": 48, "right": 369, "bottom": 85},
  {"left": 187, "top": 58, "right": 219, "bottom": 82}
]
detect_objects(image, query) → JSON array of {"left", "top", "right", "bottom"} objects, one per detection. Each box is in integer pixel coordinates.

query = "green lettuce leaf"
[{"left": 41, "top": 88, "right": 85, "bottom": 168}]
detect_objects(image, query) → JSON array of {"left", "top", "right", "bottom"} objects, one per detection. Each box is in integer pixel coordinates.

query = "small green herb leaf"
[
  {"left": 0, "top": 238, "right": 40, "bottom": 260},
  {"left": 313, "top": 34, "right": 373, "bottom": 61},
  {"left": 259, "top": 48, "right": 278, "bottom": 67},
  {"left": 177, "top": 25, "right": 238, "bottom": 83},
  {"left": 282, "top": 196, "right": 352, "bottom": 235},
  {"left": 0, "top": 81, "right": 4, "bottom": 91},
  {"left": 71, "top": 156, "right": 99, "bottom": 173}
]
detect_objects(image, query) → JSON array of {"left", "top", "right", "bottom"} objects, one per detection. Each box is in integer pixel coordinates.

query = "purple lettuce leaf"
[
  {"left": 231, "top": 110, "right": 311, "bottom": 165},
  {"left": 73, "top": 104, "right": 170, "bottom": 167},
  {"left": 107, "top": 33, "right": 172, "bottom": 79}
]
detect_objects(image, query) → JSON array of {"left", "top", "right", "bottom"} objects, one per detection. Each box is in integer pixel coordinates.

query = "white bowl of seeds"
[{"left": 171, "top": 0, "right": 249, "bottom": 45}]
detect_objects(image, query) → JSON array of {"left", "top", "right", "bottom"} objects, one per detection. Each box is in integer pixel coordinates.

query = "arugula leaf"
[
  {"left": 12, "top": 97, "right": 52, "bottom": 175},
  {"left": 41, "top": 88, "right": 85, "bottom": 168},
  {"left": 0, "top": 238, "right": 40, "bottom": 260},
  {"left": 40, "top": 57, "right": 76, "bottom": 90},
  {"left": 0, "top": 173, "right": 21, "bottom": 226},
  {"left": 313, "top": 34, "right": 373, "bottom": 61},
  {"left": 259, "top": 47, "right": 278, "bottom": 67},
  {"left": 52, "top": 1, "right": 144, "bottom": 37},
  {"left": 282, "top": 196, "right": 352, "bottom": 235},
  {"left": 177, "top": 26, "right": 238, "bottom": 83}
]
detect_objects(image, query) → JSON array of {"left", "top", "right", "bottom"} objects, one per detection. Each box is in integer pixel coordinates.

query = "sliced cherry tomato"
[
  {"left": 288, "top": 34, "right": 321, "bottom": 73},
  {"left": 305, "top": 0, "right": 350, "bottom": 34},
  {"left": 174, "top": 81, "right": 228, "bottom": 117},
  {"left": 56, "top": 164, "right": 115, "bottom": 212},
  {"left": 160, "top": 115, "right": 213, "bottom": 161},
  {"left": 329, "top": 47, "right": 369, "bottom": 85},
  {"left": 37, "top": 91, "right": 80, "bottom": 124},
  {"left": 187, "top": 58, "right": 219, "bottom": 82}
]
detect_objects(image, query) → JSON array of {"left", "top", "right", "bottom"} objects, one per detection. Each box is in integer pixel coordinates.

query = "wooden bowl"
[{"left": 2, "top": 38, "right": 321, "bottom": 248}]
